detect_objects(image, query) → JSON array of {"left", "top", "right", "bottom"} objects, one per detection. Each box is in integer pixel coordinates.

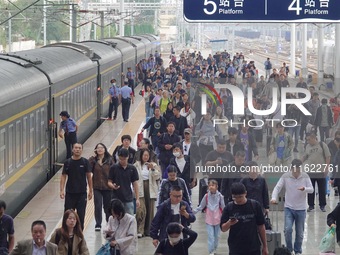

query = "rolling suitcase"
[
  {"left": 266, "top": 204, "right": 282, "bottom": 254},
  {"left": 198, "top": 178, "right": 208, "bottom": 205}
]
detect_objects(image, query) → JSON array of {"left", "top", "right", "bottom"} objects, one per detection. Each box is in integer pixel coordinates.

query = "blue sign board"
[{"left": 184, "top": 0, "right": 340, "bottom": 22}]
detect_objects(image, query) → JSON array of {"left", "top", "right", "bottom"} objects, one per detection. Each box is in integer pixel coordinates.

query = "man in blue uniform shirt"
[
  {"left": 121, "top": 81, "right": 134, "bottom": 122},
  {"left": 108, "top": 79, "right": 121, "bottom": 120},
  {"left": 58, "top": 111, "right": 78, "bottom": 159}
]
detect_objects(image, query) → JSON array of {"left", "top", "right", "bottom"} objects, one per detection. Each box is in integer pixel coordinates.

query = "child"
[
  {"left": 193, "top": 179, "right": 225, "bottom": 255},
  {"left": 154, "top": 222, "right": 197, "bottom": 255}
]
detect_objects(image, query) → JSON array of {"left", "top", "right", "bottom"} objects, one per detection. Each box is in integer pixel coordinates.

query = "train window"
[
  {"left": 35, "top": 110, "right": 40, "bottom": 152},
  {"left": 67, "top": 91, "right": 71, "bottom": 114},
  {"left": 0, "top": 129, "right": 6, "bottom": 177},
  {"left": 85, "top": 82, "right": 89, "bottom": 111},
  {"left": 80, "top": 85, "right": 84, "bottom": 115},
  {"left": 91, "top": 80, "right": 96, "bottom": 107},
  {"left": 29, "top": 113, "right": 35, "bottom": 157},
  {"left": 40, "top": 108, "right": 45, "bottom": 149},
  {"left": 15, "top": 120, "right": 22, "bottom": 167},
  {"left": 8, "top": 124, "right": 14, "bottom": 173},
  {"left": 23, "top": 117, "right": 28, "bottom": 162},
  {"left": 76, "top": 87, "right": 80, "bottom": 119},
  {"left": 70, "top": 90, "right": 74, "bottom": 118}
]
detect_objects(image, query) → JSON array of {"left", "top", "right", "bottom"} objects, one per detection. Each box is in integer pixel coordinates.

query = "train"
[{"left": 0, "top": 34, "right": 160, "bottom": 217}]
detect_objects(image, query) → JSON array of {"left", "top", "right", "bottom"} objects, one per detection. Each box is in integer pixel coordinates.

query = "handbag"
[
  {"left": 268, "top": 152, "right": 277, "bottom": 165},
  {"left": 264, "top": 215, "right": 272, "bottom": 230}
]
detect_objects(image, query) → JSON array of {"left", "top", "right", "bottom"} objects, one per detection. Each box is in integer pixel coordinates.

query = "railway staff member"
[
  {"left": 60, "top": 143, "right": 93, "bottom": 230},
  {"left": 0, "top": 201, "right": 14, "bottom": 254},
  {"left": 121, "top": 81, "right": 134, "bottom": 122},
  {"left": 10, "top": 220, "right": 57, "bottom": 255},
  {"left": 108, "top": 79, "right": 121, "bottom": 120},
  {"left": 58, "top": 111, "right": 78, "bottom": 159}
]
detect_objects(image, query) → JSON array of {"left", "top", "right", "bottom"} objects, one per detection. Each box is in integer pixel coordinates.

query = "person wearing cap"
[
  {"left": 181, "top": 128, "right": 200, "bottom": 164},
  {"left": 59, "top": 111, "right": 78, "bottom": 159},
  {"left": 120, "top": 80, "right": 134, "bottom": 122},
  {"left": 270, "top": 159, "right": 313, "bottom": 255},
  {"left": 108, "top": 148, "right": 140, "bottom": 215},
  {"left": 108, "top": 78, "right": 121, "bottom": 120}
]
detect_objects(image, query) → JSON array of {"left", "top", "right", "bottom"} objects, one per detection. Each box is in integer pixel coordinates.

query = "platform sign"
[{"left": 184, "top": 0, "right": 340, "bottom": 22}]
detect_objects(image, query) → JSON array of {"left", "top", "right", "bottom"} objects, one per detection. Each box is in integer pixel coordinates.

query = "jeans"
[
  {"left": 288, "top": 125, "right": 301, "bottom": 149},
  {"left": 123, "top": 201, "right": 134, "bottom": 215},
  {"left": 65, "top": 192, "right": 87, "bottom": 230},
  {"left": 94, "top": 189, "right": 112, "bottom": 228},
  {"left": 319, "top": 126, "right": 330, "bottom": 142},
  {"left": 145, "top": 102, "right": 153, "bottom": 118},
  {"left": 284, "top": 207, "right": 306, "bottom": 254},
  {"left": 151, "top": 135, "right": 160, "bottom": 153},
  {"left": 206, "top": 224, "right": 220, "bottom": 253}
]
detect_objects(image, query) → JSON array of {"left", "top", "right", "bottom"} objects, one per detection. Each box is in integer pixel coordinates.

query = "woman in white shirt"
[
  {"left": 134, "top": 148, "right": 160, "bottom": 238},
  {"left": 180, "top": 102, "right": 196, "bottom": 128},
  {"left": 213, "top": 105, "right": 229, "bottom": 140},
  {"left": 103, "top": 199, "right": 137, "bottom": 255}
]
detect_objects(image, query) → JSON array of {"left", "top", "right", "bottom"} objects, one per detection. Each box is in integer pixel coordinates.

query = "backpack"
[
  {"left": 266, "top": 62, "right": 272, "bottom": 70},
  {"left": 202, "top": 193, "right": 223, "bottom": 213}
]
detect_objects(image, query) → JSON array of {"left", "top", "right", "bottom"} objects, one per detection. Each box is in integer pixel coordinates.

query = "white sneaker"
[
  {"left": 295, "top": 253, "right": 301, "bottom": 255},
  {"left": 209, "top": 253, "right": 214, "bottom": 255}
]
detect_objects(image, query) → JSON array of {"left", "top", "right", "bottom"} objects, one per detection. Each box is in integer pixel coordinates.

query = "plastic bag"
[{"left": 319, "top": 226, "right": 336, "bottom": 253}]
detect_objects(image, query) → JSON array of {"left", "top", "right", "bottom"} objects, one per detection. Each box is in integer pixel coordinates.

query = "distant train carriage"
[{"left": 0, "top": 34, "right": 160, "bottom": 217}]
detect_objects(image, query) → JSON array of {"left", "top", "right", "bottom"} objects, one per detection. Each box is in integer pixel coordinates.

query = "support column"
[
  {"left": 43, "top": 0, "right": 47, "bottom": 45},
  {"left": 335, "top": 24, "right": 340, "bottom": 94},
  {"left": 100, "top": 11, "right": 104, "bottom": 39},
  {"left": 317, "top": 25, "right": 324, "bottom": 86},
  {"left": 8, "top": 12, "right": 11, "bottom": 52},
  {"left": 301, "top": 23, "right": 308, "bottom": 78},
  {"left": 231, "top": 25, "right": 235, "bottom": 56},
  {"left": 71, "top": 4, "right": 77, "bottom": 42},
  {"left": 290, "top": 23, "right": 296, "bottom": 78},
  {"left": 198, "top": 23, "right": 201, "bottom": 51},
  {"left": 131, "top": 11, "right": 134, "bottom": 36},
  {"left": 119, "top": 0, "right": 124, "bottom": 36}
]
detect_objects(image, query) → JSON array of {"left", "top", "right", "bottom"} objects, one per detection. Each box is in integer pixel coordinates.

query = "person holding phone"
[
  {"left": 103, "top": 199, "right": 137, "bottom": 255},
  {"left": 220, "top": 182, "right": 268, "bottom": 255},
  {"left": 134, "top": 148, "right": 160, "bottom": 238},
  {"left": 108, "top": 148, "right": 140, "bottom": 216}
]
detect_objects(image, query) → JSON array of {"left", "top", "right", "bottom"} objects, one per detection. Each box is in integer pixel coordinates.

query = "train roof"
[
  {"left": 104, "top": 38, "right": 134, "bottom": 55},
  {"left": 10, "top": 45, "right": 95, "bottom": 84},
  {"left": 80, "top": 40, "right": 121, "bottom": 65},
  {"left": 0, "top": 55, "right": 49, "bottom": 107}
]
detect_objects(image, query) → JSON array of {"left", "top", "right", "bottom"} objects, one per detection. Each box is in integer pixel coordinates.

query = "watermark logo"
[{"left": 199, "top": 83, "right": 312, "bottom": 127}]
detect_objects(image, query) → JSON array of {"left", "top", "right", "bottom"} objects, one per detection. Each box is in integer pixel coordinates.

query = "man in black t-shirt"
[
  {"left": 108, "top": 148, "right": 139, "bottom": 215},
  {"left": 205, "top": 139, "right": 234, "bottom": 191},
  {"left": 60, "top": 143, "right": 93, "bottom": 230},
  {"left": 220, "top": 183, "right": 268, "bottom": 255},
  {"left": 0, "top": 200, "right": 14, "bottom": 254}
]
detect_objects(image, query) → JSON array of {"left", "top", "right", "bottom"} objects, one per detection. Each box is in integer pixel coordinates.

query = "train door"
[{"left": 48, "top": 96, "right": 59, "bottom": 177}]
